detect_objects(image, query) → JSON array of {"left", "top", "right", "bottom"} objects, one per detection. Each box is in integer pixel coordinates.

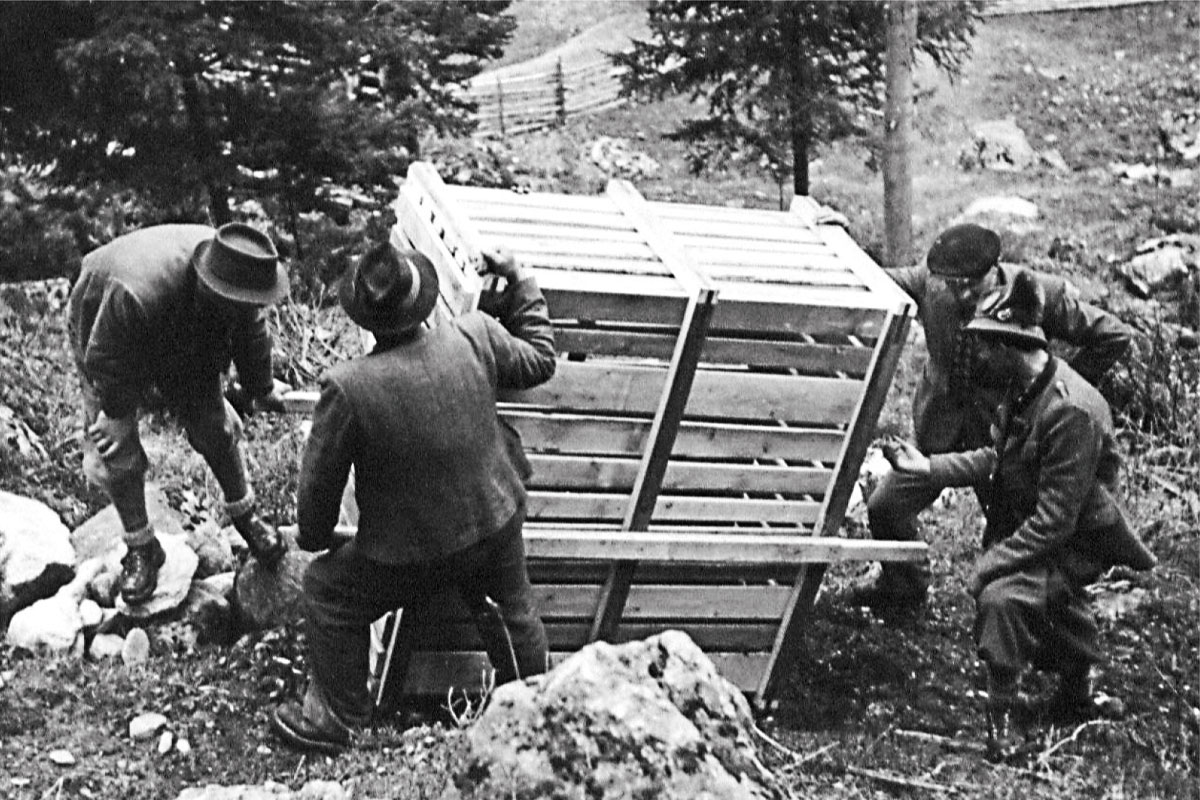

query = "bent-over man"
[
  {"left": 272, "top": 244, "right": 555, "bottom": 754},
  {"left": 68, "top": 223, "right": 290, "bottom": 605}
]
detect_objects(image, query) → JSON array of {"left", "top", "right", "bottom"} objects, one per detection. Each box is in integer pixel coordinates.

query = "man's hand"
[
  {"left": 481, "top": 246, "right": 525, "bottom": 284},
  {"left": 250, "top": 379, "right": 292, "bottom": 415},
  {"left": 881, "top": 439, "right": 931, "bottom": 476},
  {"left": 87, "top": 411, "right": 137, "bottom": 459}
]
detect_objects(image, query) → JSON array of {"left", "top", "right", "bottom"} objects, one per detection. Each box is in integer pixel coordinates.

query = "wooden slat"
[
  {"left": 451, "top": 185, "right": 612, "bottom": 212},
  {"left": 503, "top": 410, "right": 847, "bottom": 462},
  {"left": 526, "top": 491, "right": 821, "bottom": 524},
  {"left": 394, "top": 183, "right": 480, "bottom": 314},
  {"left": 406, "top": 163, "right": 487, "bottom": 275},
  {"left": 457, "top": 202, "right": 632, "bottom": 232},
  {"left": 416, "top": 621, "right": 779, "bottom": 653},
  {"left": 554, "top": 328, "right": 874, "bottom": 374},
  {"left": 525, "top": 559, "right": 800, "bottom": 586},
  {"left": 518, "top": 251, "right": 671, "bottom": 276},
  {"left": 527, "top": 454, "right": 833, "bottom": 495},
  {"left": 475, "top": 218, "right": 651, "bottom": 245},
  {"left": 507, "top": 361, "right": 863, "bottom": 425},
  {"left": 496, "top": 233, "right": 659, "bottom": 262},
  {"left": 523, "top": 530, "right": 928, "bottom": 564},
  {"left": 398, "top": 651, "right": 771, "bottom": 694},
  {"left": 709, "top": 291, "right": 888, "bottom": 339}
]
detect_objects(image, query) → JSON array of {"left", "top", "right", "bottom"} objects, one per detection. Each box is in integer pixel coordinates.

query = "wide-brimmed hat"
[
  {"left": 195, "top": 222, "right": 288, "bottom": 305},
  {"left": 966, "top": 269, "right": 1047, "bottom": 348},
  {"left": 339, "top": 243, "right": 439, "bottom": 336},
  {"left": 927, "top": 223, "right": 1001, "bottom": 279}
]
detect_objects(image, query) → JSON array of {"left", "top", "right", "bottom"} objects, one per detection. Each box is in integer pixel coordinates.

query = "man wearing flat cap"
[
  {"left": 272, "top": 243, "right": 555, "bottom": 754},
  {"left": 68, "top": 223, "right": 291, "bottom": 606},
  {"left": 882, "top": 271, "right": 1155, "bottom": 758},
  {"left": 853, "top": 223, "right": 1132, "bottom": 611}
]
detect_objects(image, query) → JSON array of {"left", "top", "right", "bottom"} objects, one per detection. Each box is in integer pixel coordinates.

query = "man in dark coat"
[
  {"left": 271, "top": 243, "right": 555, "bottom": 754},
  {"left": 856, "top": 223, "right": 1132, "bottom": 610},
  {"left": 883, "top": 271, "right": 1155, "bottom": 758},
  {"left": 67, "top": 223, "right": 290, "bottom": 605}
]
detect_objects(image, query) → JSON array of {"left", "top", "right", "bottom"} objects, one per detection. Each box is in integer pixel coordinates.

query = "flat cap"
[{"left": 926, "top": 223, "right": 1001, "bottom": 279}]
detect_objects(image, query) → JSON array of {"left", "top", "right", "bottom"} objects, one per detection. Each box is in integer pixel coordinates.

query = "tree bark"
[
  {"left": 782, "top": 3, "right": 810, "bottom": 197},
  {"left": 883, "top": 1, "right": 917, "bottom": 267}
]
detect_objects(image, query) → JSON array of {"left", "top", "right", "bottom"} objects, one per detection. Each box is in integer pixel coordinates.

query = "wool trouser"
[
  {"left": 974, "top": 561, "right": 1101, "bottom": 678},
  {"left": 302, "top": 507, "right": 548, "bottom": 729},
  {"left": 79, "top": 372, "right": 249, "bottom": 544}
]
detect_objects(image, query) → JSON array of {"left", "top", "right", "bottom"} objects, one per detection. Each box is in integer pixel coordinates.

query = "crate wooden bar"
[{"left": 286, "top": 162, "right": 922, "bottom": 710}]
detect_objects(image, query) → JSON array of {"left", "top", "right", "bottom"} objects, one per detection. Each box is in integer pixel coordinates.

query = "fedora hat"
[
  {"left": 195, "top": 222, "right": 288, "bottom": 305},
  {"left": 966, "top": 269, "right": 1047, "bottom": 348},
  {"left": 339, "top": 243, "right": 439, "bottom": 337}
]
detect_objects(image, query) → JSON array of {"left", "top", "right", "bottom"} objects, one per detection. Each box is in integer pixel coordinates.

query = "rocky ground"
[{"left": 1, "top": 2, "right": 1197, "bottom": 799}]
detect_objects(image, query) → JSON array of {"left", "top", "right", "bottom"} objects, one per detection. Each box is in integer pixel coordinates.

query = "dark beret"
[{"left": 926, "top": 223, "right": 1001, "bottom": 279}]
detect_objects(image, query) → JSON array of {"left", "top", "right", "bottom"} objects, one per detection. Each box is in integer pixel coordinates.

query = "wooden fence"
[{"left": 463, "top": 57, "right": 626, "bottom": 138}]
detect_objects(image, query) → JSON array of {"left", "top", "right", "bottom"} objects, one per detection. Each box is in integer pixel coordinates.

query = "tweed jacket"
[
  {"left": 298, "top": 276, "right": 556, "bottom": 564},
  {"left": 885, "top": 263, "right": 1131, "bottom": 454},
  {"left": 67, "top": 224, "right": 274, "bottom": 417},
  {"left": 927, "top": 357, "right": 1155, "bottom": 590}
]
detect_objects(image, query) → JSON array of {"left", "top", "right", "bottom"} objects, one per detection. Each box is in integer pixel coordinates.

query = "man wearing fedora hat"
[
  {"left": 853, "top": 222, "right": 1132, "bottom": 612},
  {"left": 271, "top": 242, "right": 555, "bottom": 754},
  {"left": 68, "top": 222, "right": 291, "bottom": 605},
  {"left": 882, "top": 271, "right": 1155, "bottom": 758}
]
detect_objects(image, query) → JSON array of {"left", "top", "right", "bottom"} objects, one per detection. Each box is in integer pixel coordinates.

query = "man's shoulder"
[{"left": 1040, "top": 358, "right": 1110, "bottom": 419}]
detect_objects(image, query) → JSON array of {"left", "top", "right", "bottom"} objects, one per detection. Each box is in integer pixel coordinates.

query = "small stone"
[
  {"left": 79, "top": 599, "right": 103, "bottom": 629},
  {"left": 122, "top": 628, "right": 151, "bottom": 665},
  {"left": 256, "top": 744, "right": 272, "bottom": 755},
  {"left": 157, "top": 730, "right": 174, "bottom": 755},
  {"left": 48, "top": 749, "right": 76, "bottom": 766},
  {"left": 175, "top": 737, "right": 192, "bottom": 755},
  {"left": 89, "top": 633, "right": 125, "bottom": 660},
  {"left": 129, "top": 712, "right": 169, "bottom": 740}
]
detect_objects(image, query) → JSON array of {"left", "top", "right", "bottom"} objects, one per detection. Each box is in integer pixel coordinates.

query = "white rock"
[
  {"left": 48, "top": 749, "right": 76, "bottom": 766},
  {"left": 175, "top": 737, "right": 192, "bottom": 755},
  {"left": 129, "top": 712, "right": 169, "bottom": 740},
  {"left": 79, "top": 598, "right": 103, "bottom": 628},
  {"left": 959, "top": 196, "right": 1040, "bottom": 221},
  {"left": 157, "top": 730, "right": 174, "bottom": 754},
  {"left": 122, "top": 628, "right": 151, "bottom": 665},
  {"left": 5, "top": 561, "right": 101, "bottom": 654},
  {"left": 89, "top": 633, "right": 126, "bottom": 660},
  {"left": 0, "top": 490, "right": 75, "bottom": 612}
]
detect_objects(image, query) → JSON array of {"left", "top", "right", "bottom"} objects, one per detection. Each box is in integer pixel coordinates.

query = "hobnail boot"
[
  {"left": 234, "top": 514, "right": 287, "bottom": 566},
  {"left": 120, "top": 538, "right": 166, "bottom": 605}
]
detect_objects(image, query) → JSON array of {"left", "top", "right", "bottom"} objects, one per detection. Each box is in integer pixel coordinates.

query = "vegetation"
[{"left": 0, "top": 2, "right": 1198, "bottom": 798}]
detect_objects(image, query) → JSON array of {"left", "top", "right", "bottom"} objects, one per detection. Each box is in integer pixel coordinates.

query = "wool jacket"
[
  {"left": 67, "top": 224, "right": 274, "bottom": 417},
  {"left": 927, "top": 356, "right": 1155, "bottom": 590},
  {"left": 298, "top": 276, "right": 556, "bottom": 564},
  {"left": 885, "top": 263, "right": 1131, "bottom": 454}
]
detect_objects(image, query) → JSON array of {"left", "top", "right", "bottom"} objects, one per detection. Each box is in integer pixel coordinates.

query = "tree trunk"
[
  {"left": 783, "top": 3, "right": 810, "bottom": 197},
  {"left": 181, "top": 72, "right": 232, "bottom": 225},
  {"left": 883, "top": 1, "right": 917, "bottom": 267}
]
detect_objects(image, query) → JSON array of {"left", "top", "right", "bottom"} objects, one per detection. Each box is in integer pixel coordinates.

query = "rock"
[
  {"left": 187, "top": 522, "right": 236, "bottom": 579},
  {"left": 449, "top": 631, "right": 787, "bottom": 800},
  {"left": 5, "top": 560, "right": 102, "bottom": 654},
  {"left": 71, "top": 483, "right": 185, "bottom": 563},
  {"left": 1109, "top": 161, "right": 1198, "bottom": 187},
  {"left": 588, "top": 136, "right": 661, "bottom": 181},
  {"left": 115, "top": 534, "right": 200, "bottom": 619},
  {"left": 1159, "top": 107, "right": 1200, "bottom": 161},
  {"left": 47, "top": 749, "right": 76, "bottom": 766},
  {"left": 129, "top": 711, "right": 169, "bottom": 740},
  {"left": 79, "top": 598, "right": 103, "bottom": 629},
  {"left": 1116, "top": 234, "right": 1199, "bottom": 297},
  {"left": 0, "top": 490, "right": 76, "bottom": 626},
  {"left": 954, "top": 196, "right": 1042, "bottom": 238},
  {"left": 158, "top": 730, "right": 174, "bottom": 755},
  {"left": 89, "top": 633, "right": 126, "bottom": 660},
  {"left": 234, "top": 549, "right": 315, "bottom": 630},
  {"left": 175, "top": 783, "right": 293, "bottom": 800},
  {"left": 184, "top": 573, "right": 237, "bottom": 645},
  {"left": 122, "top": 628, "right": 151, "bottom": 665},
  {"left": 176, "top": 737, "right": 192, "bottom": 755},
  {"left": 961, "top": 119, "right": 1037, "bottom": 172},
  {"left": 1039, "top": 148, "right": 1070, "bottom": 172},
  {"left": 296, "top": 782, "right": 350, "bottom": 800},
  {"left": 0, "top": 404, "right": 47, "bottom": 461}
]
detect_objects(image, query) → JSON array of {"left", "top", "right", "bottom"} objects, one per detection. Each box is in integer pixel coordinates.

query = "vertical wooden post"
[
  {"left": 496, "top": 77, "right": 506, "bottom": 139},
  {"left": 883, "top": 1, "right": 917, "bottom": 267},
  {"left": 554, "top": 57, "right": 567, "bottom": 127}
]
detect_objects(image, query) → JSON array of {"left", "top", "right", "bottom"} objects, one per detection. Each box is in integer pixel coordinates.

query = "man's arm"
[
  {"left": 297, "top": 376, "right": 355, "bottom": 552},
  {"left": 230, "top": 307, "right": 277, "bottom": 401},
  {"left": 1041, "top": 276, "right": 1132, "bottom": 383},
  {"left": 883, "top": 264, "right": 927, "bottom": 302},
  {"left": 478, "top": 251, "right": 556, "bottom": 391},
  {"left": 970, "top": 405, "right": 1103, "bottom": 593}
]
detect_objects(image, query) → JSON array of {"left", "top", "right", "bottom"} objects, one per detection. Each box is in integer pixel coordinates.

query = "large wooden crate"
[{"left": 297, "top": 162, "right": 923, "bottom": 709}]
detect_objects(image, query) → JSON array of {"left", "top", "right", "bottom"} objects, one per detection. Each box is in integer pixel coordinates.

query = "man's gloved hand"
[{"left": 88, "top": 411, "right": 137, "bottom": 459}]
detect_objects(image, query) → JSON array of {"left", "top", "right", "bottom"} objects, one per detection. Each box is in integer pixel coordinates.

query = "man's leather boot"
[
  {"left": 1047, "top": 665, "right": 1114, "bottom": 721},
  {"left": 985, "top": 666, "right": 1022, "bottom": 761},
  {"left": 845, "top": 562, "right": 929, "bottom": 612},
  {"left": 120, "top": 537, "right": 166, "bottom": 605},
  {"left": 233, "top": 513, "right": 287, "bottom": 566}
]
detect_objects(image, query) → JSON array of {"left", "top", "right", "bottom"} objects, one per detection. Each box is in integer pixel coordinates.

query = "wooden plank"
[
  {"left": 398, "top": 651, "right": 770, "bottom": 695},
  {"left": 492, "top": 234, "right": 659, "bottom": 262},
  {"left": 537, "top": 272, "right": 690, "bottom": 326},
  {"left": 756, "top": 564, "right": 827, "bottom": 708},
  {"left": 709, "top": 291, "right": 887, "bottom": 339},
  {"left": 516, "top": 251, "right": 671, "bottom": 276},
  {"left": 416, "top": 621, "right": 780, "bottom": 653},
  {"left": 554, "top": 328, "right": 874, "bottom": 374},
  {"left": 394, "top": 184, "right": 479, "bottom": 314},
  {"left": 522, "top": 531, "right": 928, "bottom": 564},
  {"left": 502, "top": 410, "right": 847, "bottom": 462},
  {"left": 527, "top": 453, "right": 833, "bottom": 495},
  {"left": 526, "top": 559, "right": 801, "bottom": 586},
  {"left": 457, "top": 202, "right": 633, "bottom": 232},
  {"left": 507, "top": 361, "right": 863, "bottom": 425},
  {"left": 815, "top": 310, "right": 913, "bottom": 536},
  {"left": 527, "top": 491, "right": 821, "bottom": 524},
  {"left": 451, "top": 185, "right": 611, "bottom": 212},
  {"left": 475, "top": 218, "right": 651, "bottom": 245},
  {"left": 805, "top": 207, "right": 917, "bottom": 311}
]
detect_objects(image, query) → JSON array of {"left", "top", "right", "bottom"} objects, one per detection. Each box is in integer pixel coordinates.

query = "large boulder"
[
  {"left": 113, "top": 534, "right": 200, "bottom": 619},
  {"left": 234, "top": 548, "right": 315, "bottom": 630},
  {"left": 961, "top": 118, "right": 1037, "bottom": 172},
  {"left": 6, "top": 560, "right": 102, "bottom": 654},
  {"left": 0, "top": 490, "right": 76, "bottom": 628},
  {"left": 446, "top": 630, "right": 790, "bottom": 800}
]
